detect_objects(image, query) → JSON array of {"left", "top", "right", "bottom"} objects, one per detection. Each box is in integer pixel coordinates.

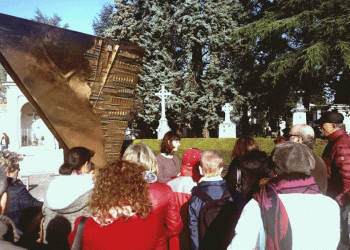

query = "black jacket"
[{"left": 224, "top": 151, "right": 270, "bottom": 202}]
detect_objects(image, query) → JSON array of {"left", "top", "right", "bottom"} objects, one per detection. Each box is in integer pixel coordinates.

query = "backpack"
[{"left": 193, "top": 188, "right": 242, "bottom": 250}]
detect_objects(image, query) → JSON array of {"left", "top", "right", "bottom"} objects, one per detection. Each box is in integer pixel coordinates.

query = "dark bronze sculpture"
[{"left": 0, "top": 14, "right": 144, "bottom": 167}]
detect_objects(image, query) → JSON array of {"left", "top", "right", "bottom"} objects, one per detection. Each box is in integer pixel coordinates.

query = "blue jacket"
[
  {"left": 7, "top": 179, "right": 43, "bottom": 232},
  {"left": 188, "top": 179, "right": 245, "bottom": 250}
]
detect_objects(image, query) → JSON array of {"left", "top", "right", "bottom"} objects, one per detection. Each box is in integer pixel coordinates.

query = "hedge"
[{"left": 132, "top": 138, "right": 328, "bottom": 165}]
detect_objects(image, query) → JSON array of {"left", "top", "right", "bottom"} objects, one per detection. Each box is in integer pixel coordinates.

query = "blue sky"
[{"left": 1, "top": 0, "right": 111, "bottom": 35}]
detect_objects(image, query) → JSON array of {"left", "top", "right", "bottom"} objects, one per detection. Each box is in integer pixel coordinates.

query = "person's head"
[
  {"left": 89, "top": 160, "right": 152, "bottom": 224},
  {"left": 272, "top": 141, "right": 315, "bottom": 176},
  {"left": 0, "top": 168, "right": 9, "bottom": 215},
  {"left": 200, "top": 150, "right": 224, "bottom": 178},
  {"left": 289, "top": 124, "right": 315, "bottom": 149},
  {"left": 181, "top": 148, "right": 202, "bottom": 181},
  {"left": 316, "top": 111, "right": 345, "bottom": 137},
  {"left": 0, "top": 150, "right": 23, "bottom": 178},
  {"left": 122, "top": 143, "right": 158, "bottom": 175},
  {"left": 160, "top": 131, "right": 181, "bottom": 155},
  {"left": 59, "top": 147, "right": 94, "bottom": 175},
  {"left": 232, "top": 135, "right": 261, "bottom": 158}
]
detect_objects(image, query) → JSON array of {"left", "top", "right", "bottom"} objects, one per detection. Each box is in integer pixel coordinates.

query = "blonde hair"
[
  {"left": 200, "top": 150, "right": 223, "bottom": 178},
  {"left": 122, "top": 143, "right": 159, "bottom": 175}
]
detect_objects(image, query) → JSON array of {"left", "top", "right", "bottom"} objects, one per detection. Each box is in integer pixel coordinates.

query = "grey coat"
[
  {"left": 0, "top": 215, "right": 27, "bottom": 250},
  {"left": 43, "top": 190, "right": 91, "bottom": 249}
]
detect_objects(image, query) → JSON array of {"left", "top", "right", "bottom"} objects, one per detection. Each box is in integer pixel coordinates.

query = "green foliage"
[
  {"left": 133, "top": 137, "right": 327, "bottom": 164},
  {"left": 96, "top": 0, "right": 246, "bottom": 137},
  {"left": 92, "top": 3, "right": 114, "bottom": 37},
  {"left": 31, "top": 8, "right": 69, "bottom": 28},
  {"left": 231, "top": 0, "right": 350, "bottom": 127}
]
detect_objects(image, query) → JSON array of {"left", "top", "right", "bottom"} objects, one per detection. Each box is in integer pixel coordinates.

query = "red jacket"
[
  {"left": 68, "top": 182, "right": 182, "bottom": 250},
  {"left": 322, "top": 129, "right": 350, "bottom": 205},
  {"left": 167, "top": 165, "right": 200, "bottom": 250}
]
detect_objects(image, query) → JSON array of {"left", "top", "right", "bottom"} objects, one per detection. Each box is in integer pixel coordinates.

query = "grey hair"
[
  {"left": 293, "top": 125, "right": 315, "bottom": 149},
  {"left": 0, "top": 150, "right": 23, "bottom": 174},
  {"left": 0, "top": 168, "right": 8, "bottom": 196},
  {"left": 335, "top": 123, "right": 346, "bottom": 131}
]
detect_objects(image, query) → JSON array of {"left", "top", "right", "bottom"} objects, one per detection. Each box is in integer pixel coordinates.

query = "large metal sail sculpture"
[{"left": 0, "top": 14, "right": 144, "bottom": 167}]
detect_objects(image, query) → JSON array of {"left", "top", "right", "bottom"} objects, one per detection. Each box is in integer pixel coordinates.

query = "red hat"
[{"left": 182, "top": 148, "right": 202, "bottom": 167}]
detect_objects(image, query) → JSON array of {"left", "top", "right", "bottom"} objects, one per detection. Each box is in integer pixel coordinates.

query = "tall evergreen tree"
[
  {"left": 233, "top": 0, "right": 350, "bottom": 129},
  {"left": 31, "top": 8, "right": 69, "bottom": 28},
  {"left": 96, "top": 0, "right": 245, "bottom": 137}
]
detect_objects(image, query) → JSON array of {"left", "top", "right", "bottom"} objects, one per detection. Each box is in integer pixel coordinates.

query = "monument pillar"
[
  {"left": 219, "top": 103, "right": 236, "bottom": 138},
  {"left": 155, "top": 85, "right": 172, "bottom": 139},
  {"left": 292, "top": 97, "right": 307, "bottom": 125}
]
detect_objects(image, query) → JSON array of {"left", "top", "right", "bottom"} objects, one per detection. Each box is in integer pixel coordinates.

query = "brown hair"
[
  {"left": 160, "top": 131, "right": 181, "bottom": 155},
  {"left": 89, "top": 161, "right": 152, "bottom": 224},
  {"left": 200, "top": 150, "right": 223, "bottom": 178},
  {"left": 232, "top": 135, "right": 261, "bottom": 158}
]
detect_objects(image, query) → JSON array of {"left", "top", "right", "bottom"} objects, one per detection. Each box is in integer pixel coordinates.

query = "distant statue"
[{"left": 1, "top": 133, "right": 9, "bottom": 150}]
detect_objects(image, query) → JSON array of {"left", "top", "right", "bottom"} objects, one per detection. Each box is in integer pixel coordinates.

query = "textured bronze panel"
[{"left": 0, "top": 14, "right": 144, "bottom": 167}]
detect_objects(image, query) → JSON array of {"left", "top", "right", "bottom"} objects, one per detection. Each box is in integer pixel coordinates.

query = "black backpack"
[{"left": 193, "top": 188, "right": 242, "bottom": 250}]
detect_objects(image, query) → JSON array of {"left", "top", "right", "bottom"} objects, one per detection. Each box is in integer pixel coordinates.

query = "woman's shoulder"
[
  {"left": 149, "top": 182, "right": 172, "bottom": 193},
  {"left": 149, "top": 182, "right": 174, "bottom": 204}
]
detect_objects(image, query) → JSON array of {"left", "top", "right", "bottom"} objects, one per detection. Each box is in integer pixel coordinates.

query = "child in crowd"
[
  {"left": 167, "top": 148, "right": 202, "bottom": 250},
  {"left": 188, "top": 150, "right": 245, "bottom": 250},
  {"left": 156, "top": 131, "right": 181, "bottom": 183}
]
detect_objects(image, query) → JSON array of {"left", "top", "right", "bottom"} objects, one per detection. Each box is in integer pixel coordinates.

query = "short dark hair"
[
  {"left": 160, "top": 131, "right": 181, "bottom": 155},
  {"left": 59, "top": 147, "right": 94, "bottom": 175}
]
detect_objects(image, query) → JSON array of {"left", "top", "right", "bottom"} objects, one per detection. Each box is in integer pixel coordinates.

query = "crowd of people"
[{"left": 0, "top": 111, "right": 348, "bottom": 249}]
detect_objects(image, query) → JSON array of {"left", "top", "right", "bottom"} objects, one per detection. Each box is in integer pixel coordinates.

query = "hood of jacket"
[{"left": 45, "top": 174, "right": 94, "bottom": 212}]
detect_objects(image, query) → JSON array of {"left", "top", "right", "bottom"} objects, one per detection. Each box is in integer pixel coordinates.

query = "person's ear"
[
  {"left": 82, "top": 161, "right": 91, "bottom": 173},
  {"left": 0, "top": 191, "right": 9, "bottom": 215}
]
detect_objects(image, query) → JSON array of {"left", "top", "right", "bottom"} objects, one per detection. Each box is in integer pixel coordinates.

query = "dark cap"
[
  {"left": 272, "top": 141, "right": 315, "bottom": 175},
  {"left": 315, "top": 111, "right": 344, "bottom": 125}
]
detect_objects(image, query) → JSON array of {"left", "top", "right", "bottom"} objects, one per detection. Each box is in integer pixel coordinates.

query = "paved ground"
[{"left": 25, "top": 173, "right": 57, "bottom": 202}]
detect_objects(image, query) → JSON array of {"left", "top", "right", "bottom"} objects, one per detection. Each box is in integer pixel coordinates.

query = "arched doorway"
[{"left": 20, "top": 103, "right": 38, "bottom": 146}]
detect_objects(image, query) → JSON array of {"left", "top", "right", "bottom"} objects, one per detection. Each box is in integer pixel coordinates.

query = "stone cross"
[
  {"left": 155, "top": 85, "right": 172, "bottom": 119},
  {"left": 222, "top": 103, "right": 233, "bottom": 123}
]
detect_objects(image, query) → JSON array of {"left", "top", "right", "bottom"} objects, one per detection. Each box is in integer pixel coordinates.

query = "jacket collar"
[
  {"left": 198, "top": 178, "right": 225, "bottom": 186},
  {"left": 328, "top": 129, "right": 347, "bottom": 142}
]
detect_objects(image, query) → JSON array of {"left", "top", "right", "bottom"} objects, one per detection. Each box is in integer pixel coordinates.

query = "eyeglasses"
[{"left": 288, "top": 134, "right": 300, "bottom": 138}]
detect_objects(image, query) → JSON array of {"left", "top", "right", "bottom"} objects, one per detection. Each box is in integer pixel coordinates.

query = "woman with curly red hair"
[
  {"left": 123, "top": 143, "right": 183, "bottom": 250},
  {"left": 68, "top": 160, "right": 162, "bottom": 250}
]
